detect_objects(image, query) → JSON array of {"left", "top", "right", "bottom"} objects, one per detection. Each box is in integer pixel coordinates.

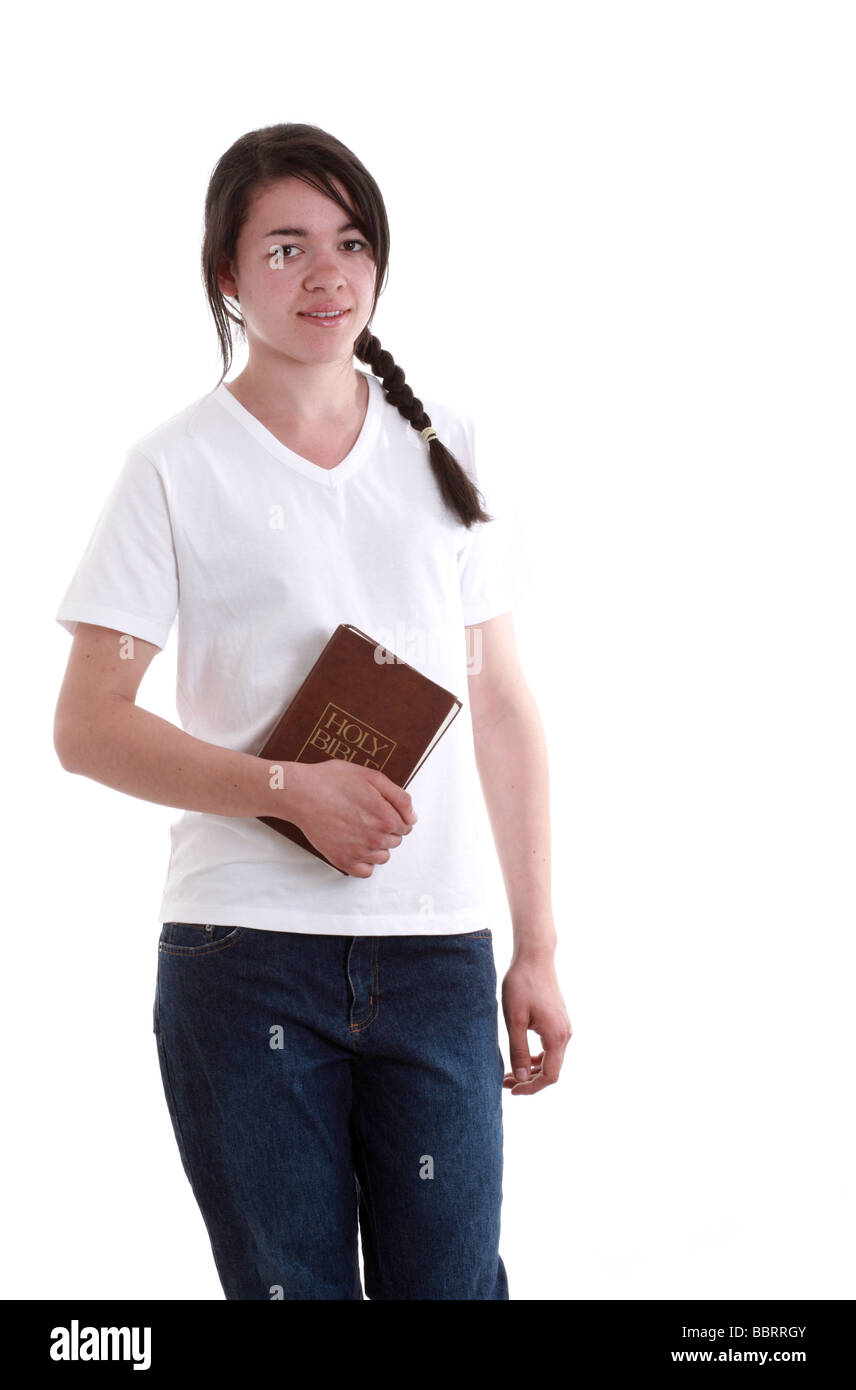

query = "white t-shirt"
[{"left": 55, "top": 369, "right": 515, "bottom": 935}]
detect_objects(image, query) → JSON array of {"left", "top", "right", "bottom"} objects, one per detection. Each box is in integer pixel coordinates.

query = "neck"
[{"left": 227, "top": 355, "right": 365, "bottom": 427}]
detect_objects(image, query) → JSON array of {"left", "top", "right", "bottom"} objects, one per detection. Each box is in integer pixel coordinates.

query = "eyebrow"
[{"left": 262, "top": 222, "right": 362, "bottom": 238}]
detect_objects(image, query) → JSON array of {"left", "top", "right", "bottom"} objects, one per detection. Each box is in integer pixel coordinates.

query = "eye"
[{"left": 267, "top": 239, "right": 369, "bottom": 265}]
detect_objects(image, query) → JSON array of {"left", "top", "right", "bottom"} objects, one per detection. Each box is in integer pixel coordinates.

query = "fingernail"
[{"left": 514, "top": 1068, "right": 529, "bottom": 1081}]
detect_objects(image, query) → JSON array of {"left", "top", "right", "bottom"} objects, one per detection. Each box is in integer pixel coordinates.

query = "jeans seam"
[
  {"left": 348, "top": 937, "right": 380, "bottom": 1033},
  {"left": 155, "top": 1022, "right": 198, "bottom": 1193},
  {"left": 158, "top": 926, "right": 247, "bottom": 958},
  {"left": 351, "top": 1107, "right": 387, "bottom": 1298}
]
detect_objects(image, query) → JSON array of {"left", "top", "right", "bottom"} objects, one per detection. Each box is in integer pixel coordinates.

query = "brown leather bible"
[{"left": 255, "top": 624, "right": 463, "bottom": 873}]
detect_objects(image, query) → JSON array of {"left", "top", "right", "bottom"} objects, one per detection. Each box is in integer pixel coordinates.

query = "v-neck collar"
[{"left": 212, "top": 369, "right": 382, "bottom": 488}]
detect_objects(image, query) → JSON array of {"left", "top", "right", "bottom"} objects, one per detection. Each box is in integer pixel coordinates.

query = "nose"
[{"left": 303, "top": 252, "right": 346, "bottom": 291}]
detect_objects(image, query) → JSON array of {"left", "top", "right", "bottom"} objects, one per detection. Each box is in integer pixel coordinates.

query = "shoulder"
[
  {"left": 416, "top": 383, "right": 474, "bottom": 441},
  {"left": 418, "top": 385, "right": 477, "bottom": 484},
  {"left": 371, "top": 372, "right": 475, "bottom": 476},
  {"left": 126, "top": 388, "right": 220, "bottom": 469}
]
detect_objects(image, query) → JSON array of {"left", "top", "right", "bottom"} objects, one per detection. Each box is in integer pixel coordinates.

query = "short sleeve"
[
  {"left": 455, "top": 413, "right": 516, "bottom": 626},
  {"left": 55, "top": 447, "right": 179, "bottom": 650}
]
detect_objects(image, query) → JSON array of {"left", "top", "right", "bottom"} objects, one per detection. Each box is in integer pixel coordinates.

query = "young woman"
[{"left": 53, "top": 122, "right": 571, "bottom": 1301}]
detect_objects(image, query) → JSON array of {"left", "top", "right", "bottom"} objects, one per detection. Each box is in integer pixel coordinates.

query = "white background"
[{"left": 4, "top": 0, "right": 853, "bottom": 1300}]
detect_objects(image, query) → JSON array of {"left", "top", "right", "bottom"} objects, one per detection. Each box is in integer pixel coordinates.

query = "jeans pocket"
[{"left": 158, "top": 921, "right": 247, "bottom": 957}]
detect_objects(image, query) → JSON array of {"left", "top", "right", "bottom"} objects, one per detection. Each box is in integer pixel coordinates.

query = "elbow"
[
  {"left": 53, "top": 713, "right": 81, "bottom": 773},
  {"left": 470, "top": 687, "right": 536, "bottom": 738},
  {"left": 54, "top": 736, "right": 77, "bottom": 774}
]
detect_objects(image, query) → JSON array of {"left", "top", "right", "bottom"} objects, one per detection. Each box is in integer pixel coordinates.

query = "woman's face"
[{"left": 217, "top": 175, "right": 377, "bottom": 367}]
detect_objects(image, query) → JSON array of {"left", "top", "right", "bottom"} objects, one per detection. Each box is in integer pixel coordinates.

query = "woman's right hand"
[{"left": 277, "top": 759, "right": 418, "bottom": 876}]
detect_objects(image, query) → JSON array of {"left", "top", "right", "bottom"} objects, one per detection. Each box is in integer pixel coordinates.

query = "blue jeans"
[{"left": 152, "top": 924, "right": 509, "bottom": 1300}]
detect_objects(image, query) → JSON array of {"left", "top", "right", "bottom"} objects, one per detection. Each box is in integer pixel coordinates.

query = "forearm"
[
  {"left": 471, "top": 694, "right": 557, "bottom": 957},
  {"left": 57, "top": 696, "right": 305, "bottom": 821}
]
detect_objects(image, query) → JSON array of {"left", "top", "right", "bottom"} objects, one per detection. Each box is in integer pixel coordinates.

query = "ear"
[{"left": 217, "top": 254, "right": 238, "bottom": 299}]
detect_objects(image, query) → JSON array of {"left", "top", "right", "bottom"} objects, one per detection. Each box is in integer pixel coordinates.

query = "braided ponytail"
[{"left": 354, "top": 327, "right": 492, "bottom": 529}]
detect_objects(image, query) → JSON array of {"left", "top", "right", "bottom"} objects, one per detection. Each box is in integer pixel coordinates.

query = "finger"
[
  {"left": 503, "top": 1047, "right": 544, "bottom": 1085},
  {"left": 348, "top": 861, "right": 375, "bottom": 878},
  {"left": 539, "top": 1033, "right": 571, "bottom": 1084},
  {"left": 507, "top": 1027, "right": 535, "bottom": 1083},
  {"left": 506, "top": 1058, "right": 550, "bottom": 1094},
  {"left": 505, "top": 1037, "right": 569, "bottom": 1093},
  {"left": 502, "top": 1062, "right": 541, "bottom": 1085},
  {"left": 510, "top": 1039, "right": 568, "bottom": 1093},
  {"left": 508, "top": 1073, "right": 550, "bottom": 1094},
  {"left": 497, "top": 1061, "right": 539, "bottom": 1084},
  {"left": 375, "top": 772, "right": 417, "bottom": 830}
]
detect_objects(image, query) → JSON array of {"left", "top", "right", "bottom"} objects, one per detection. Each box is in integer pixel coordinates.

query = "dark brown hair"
[{"left": 201, "top": 122, "right": 492, "bottom": 528}]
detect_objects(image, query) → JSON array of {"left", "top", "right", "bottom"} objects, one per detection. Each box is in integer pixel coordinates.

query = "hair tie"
[{"left": 421, "top": 426, "right": 438, "bottom": 442}]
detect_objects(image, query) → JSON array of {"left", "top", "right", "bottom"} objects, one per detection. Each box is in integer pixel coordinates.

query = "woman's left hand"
[{"left": 501, "top": 951, "right": 572, "bottom": 1094}]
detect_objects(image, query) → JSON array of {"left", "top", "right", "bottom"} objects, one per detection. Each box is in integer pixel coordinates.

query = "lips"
[{"left": 298, "top": 308, "right": 351, "bottom": 328}]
